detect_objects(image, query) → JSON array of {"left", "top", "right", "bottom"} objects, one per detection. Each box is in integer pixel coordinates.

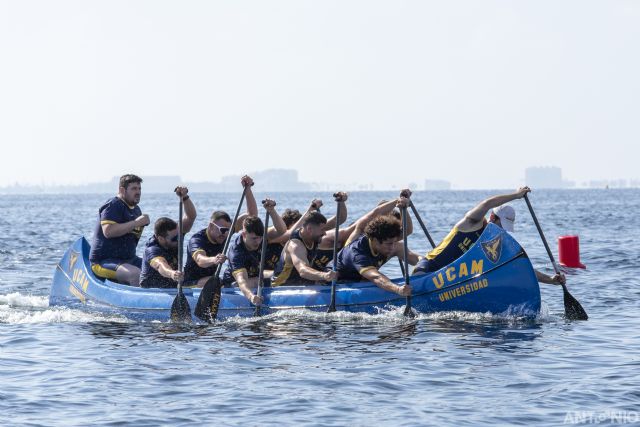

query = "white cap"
[{"left": 492, "top": 204, "right": 516, "bottom": 232}]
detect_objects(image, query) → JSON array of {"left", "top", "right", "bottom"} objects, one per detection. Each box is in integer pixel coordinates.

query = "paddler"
[
  {"left": 270, "top": 210, "right": 339, "bottom": 286},
  {"left": 89, "top": 174, "right": 150, "bottom": 286},
  {"left": 262, "top": 194, "right": 349, "bottom": 273},
  {"left": 412, "top": 186, "right": 565, "bottom": 285},
  {"left": 311, "top": 191, "right": 409, "bottom": 272},
  {"left": 183, "top": 175, "right": 257, "bottom": 287},
  {"left": 139, "top": 186, "right": 197, "bottom": 288},
  {"left": 221, "top": 199, "right": 287, "bottom": 305},
  {"left": 328, "top": 196, "right": 420, "bottom": 296}
]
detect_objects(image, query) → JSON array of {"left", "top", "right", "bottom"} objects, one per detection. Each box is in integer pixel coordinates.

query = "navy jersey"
[
  {"left": 89, "top": 197, "right": 144, "bottom": 263},
  {"left": 414, "top": 222, "right": 487, "bottom": 274},
  {"left": 139, "top": 236, "right": 178, "bottom": 288},
  {"left": 222, "top": 233, "right": 261, "bottom": 286},
  {"left": 329, "top": 234, "right": 390, "bottom": 282},
  {"left": 271, "top": 229, "right": 319, "bottom": 286},
  {"left": 264, "top": 242, "right": 284, "bottom": 271},
  {"left": 184, "top": 228, "right": 224, "bottom": 282},
  {"left": 311, "top": 246, "right": 339, "bottom": 271}
]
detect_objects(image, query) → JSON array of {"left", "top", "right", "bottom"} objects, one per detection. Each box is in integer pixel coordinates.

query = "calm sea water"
[{"left": 1, "top": 189, "right": 639, "bottom": 426}]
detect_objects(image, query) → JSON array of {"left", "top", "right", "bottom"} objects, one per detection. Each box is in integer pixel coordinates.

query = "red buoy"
[{"left": 558, "top": 235, "right": 586, "bottom": 269}]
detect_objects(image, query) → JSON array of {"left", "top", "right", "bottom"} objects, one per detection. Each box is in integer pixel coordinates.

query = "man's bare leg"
[{"left": 116, "top": 264, "right": 141, "bottom": 286}]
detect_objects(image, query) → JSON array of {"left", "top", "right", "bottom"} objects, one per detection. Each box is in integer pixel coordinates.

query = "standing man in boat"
[
  {"left": 182, "top": 175, "right": 258, "bottom": 287},
  {"left": 221, "top": 199, "right": 287, "bottom": 305},
  {"left": 412, "top": 187, "right": 565, "bottom": 285},
  {"left": 139, "top": 187, "right": 197, "bottom": 288},
  {"left": 89, "top": 174, "right": 150, "bottom": 286},
  {"left": 329, "top": 196, "right": 420, "bottom": 296}
]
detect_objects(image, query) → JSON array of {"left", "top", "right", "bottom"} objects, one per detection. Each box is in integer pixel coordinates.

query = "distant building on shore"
[
  {"left": 189, "top": 169, "right": 311, "bottom": 192},
  {"left": 525, "top": 166, "right": 564, "bottom": 189},
  {"left": 424, "top": 179, "right": 451, "bottom": 191}
]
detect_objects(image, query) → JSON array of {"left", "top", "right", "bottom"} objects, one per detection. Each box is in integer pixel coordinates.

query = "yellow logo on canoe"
[
  {"left": 69, "top": 252, "right": 79, "bottom": 271},
  {"left": 481, "top": 235, "right": 502, "bottom": 264},
  {"left": 432, "top": 260, "right": 484, "bottom": 289}
]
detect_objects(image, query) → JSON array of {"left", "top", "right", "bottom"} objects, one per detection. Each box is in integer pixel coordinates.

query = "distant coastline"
[{"left": 1, "top": 168, "right": 637, "bottom": 194}]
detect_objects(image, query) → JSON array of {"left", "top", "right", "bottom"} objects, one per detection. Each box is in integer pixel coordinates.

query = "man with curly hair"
[{"left": 329, "top": 196, "right": 420, "bottom": 296}]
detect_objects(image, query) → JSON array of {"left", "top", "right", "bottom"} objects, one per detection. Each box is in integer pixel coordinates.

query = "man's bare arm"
[
  {"left": 457, "top": 187, "right": 531, "bottom": 232},
  {"left": 289, "top": 241, "right": 335, "bottom": 283},
  {"left": 361, "top": 268, "right": 411, "bottom": 296}
]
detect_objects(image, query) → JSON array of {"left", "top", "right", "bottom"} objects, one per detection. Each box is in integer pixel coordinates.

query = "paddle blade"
[
  {"left": 170, "top": 289, "right": 192, "bottom": 323},
  {"left": 562, "top": 285, "right": 588, "bottom": 320},
  {"left": 327, "top": 284, "right": 336, "bottom": 313},
  {"left": 403, "top": 298, "right": 415, "bottom": 318},
  {"left": 194, "top": 276, "right": 223, "bottom": 322}
]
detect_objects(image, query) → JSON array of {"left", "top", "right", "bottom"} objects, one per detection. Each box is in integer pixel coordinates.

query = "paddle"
[
  {"left": 254, "top": 207, "right": 271, "bottom": 316},
  {"left": 327, "top": 193, "right": 341, "bottom": 313},
  {"left": 194, "top": 186, "right": 248, "bottom": 322},
  {"left": 523, "top": 193, "right": 588, "bottom": 320},
  {"left": 398, "top": 259, "right": 406, "bottom": 277},
  {"left": 409, "top": 200, "right": 436, "bottom": 249},
  {"left": 401, "top": 206, "right": 415, "bottom": 318},
  {"left": 170, "top": 196, "right": 192, "bottom": 322}
]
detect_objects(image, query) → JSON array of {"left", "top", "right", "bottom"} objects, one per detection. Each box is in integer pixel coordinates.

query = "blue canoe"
[{"left": 49, "top": 223, "right": 541, "bottom": 321}]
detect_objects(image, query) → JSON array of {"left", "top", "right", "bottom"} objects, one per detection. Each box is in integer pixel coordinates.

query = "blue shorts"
[
  {"left": 413, "top": 258, "right": 434, "bottom": 275},
  {"left": 91, "top": 256, "right": 142, "bottom": 280}
]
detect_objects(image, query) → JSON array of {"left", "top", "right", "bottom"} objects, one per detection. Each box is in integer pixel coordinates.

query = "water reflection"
[{"left": 84, "top": 309, "right": 544, "bottom": 356}]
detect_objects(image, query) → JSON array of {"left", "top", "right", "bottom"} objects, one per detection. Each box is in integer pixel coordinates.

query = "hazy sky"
[{"left": 1, "top": 1, "right": 638, "bottom": 189}]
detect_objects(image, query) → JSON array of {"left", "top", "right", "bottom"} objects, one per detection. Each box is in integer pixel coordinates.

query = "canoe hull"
[{"left": 50, "top": 224, "right": 541, "bottom": 321}]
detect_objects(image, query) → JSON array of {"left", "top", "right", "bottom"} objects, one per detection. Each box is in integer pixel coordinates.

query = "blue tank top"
[
  {"left": 264, "top": 242, "right": 284, "bottom": 271},
  {"left": 272, "top": 229, "right": 319, "bottom": 286},
  {"left": 422, "top": 222, "right": 487, "bottom": 272},
  {"left": 311, "top": 247, "right": 335, "bottom": 271}
]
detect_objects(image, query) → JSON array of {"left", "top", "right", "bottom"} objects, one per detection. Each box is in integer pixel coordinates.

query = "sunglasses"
[
  {"left": 163, "top": 234, "right": 179, "bottom": 242},
  {"left": 211, "top": 222, "right": 230, "bottom": 234}
]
